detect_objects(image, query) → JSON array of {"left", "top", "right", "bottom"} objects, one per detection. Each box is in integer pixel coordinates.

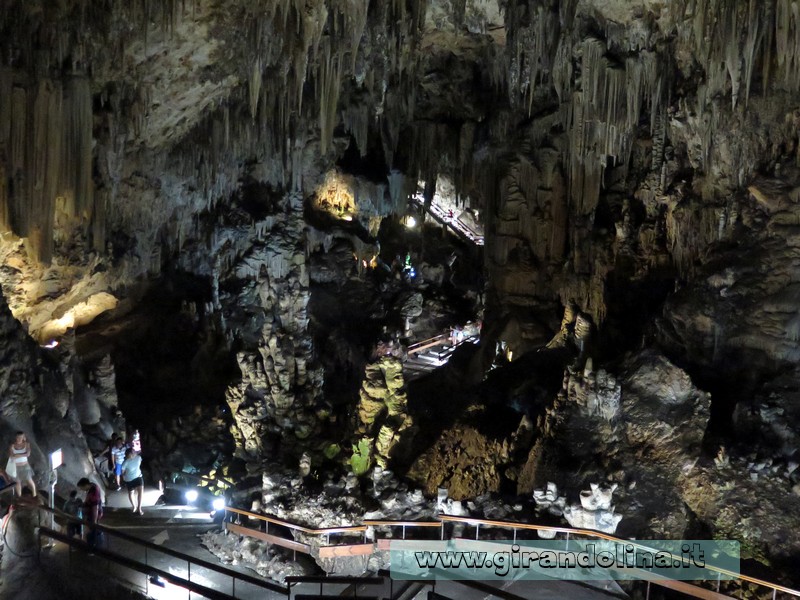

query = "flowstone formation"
[{"left": 352, "top": 356, "right": 414, "bottom": 474}]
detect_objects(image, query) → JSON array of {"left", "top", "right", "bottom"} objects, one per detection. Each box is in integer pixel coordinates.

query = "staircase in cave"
[
  {"left": 403, "top": 333, "right": 480, "bottom": 380},
  {"left": 409, "top": 194, "right": 484, "bottom": 246}
]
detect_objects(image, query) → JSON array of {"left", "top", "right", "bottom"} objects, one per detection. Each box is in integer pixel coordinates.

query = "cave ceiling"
[{"left": 0, "top": 0, "right": 799, "bottom": 374}]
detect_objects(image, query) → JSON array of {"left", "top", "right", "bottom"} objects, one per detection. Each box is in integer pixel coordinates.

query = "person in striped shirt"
[{"left": 110, "top": 437, "right": 127, "bottom": 491}]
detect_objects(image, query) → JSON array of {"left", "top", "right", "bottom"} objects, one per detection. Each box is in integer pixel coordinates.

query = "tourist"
[
  {"left": 8, "top": 432, "right": 36, "bottom": 497},
  {"left": 77, "top": 477, "right": 103, "bottom": 547},
  {"left": 121, "top": 448, "right": 144, "bottom": 515},
  {"left": 129, "top": 429, "right": 142, "bottom": 454},
  {"left": 110, "top": 436, "right": 127, "bottom": 491},
  {"left": 62, "top": 490, "right": 83, "bottom": 538}
]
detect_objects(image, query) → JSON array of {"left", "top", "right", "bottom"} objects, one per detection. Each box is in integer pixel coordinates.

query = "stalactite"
[
  {"left": 674, "top": 0, "right": 800, "bottom": 103},
  {"left": 552, "top": 37, "right": 573, "bottom": 104},
  {"left": 388, "top": 170, "right": 412, "bottom": 209},
  {"left": 249, "top": 58, "right": 262, "bottom": 120},
  {"left": 63, "top": 77, "right": 94, "bottom": 226},
  {"left": 743, "top": 0, "right": 762, "bottom": 107},
  {"left": 342, "top": 103, "right": 369, "bottom": 157},
  {"left": 22, "top": 80, "right": 60, "bottom": 260},
  {"left": 559, "top": 36, "right": 664, "bottom": 215},
  {"left": 0, "top": 68, "right": 12, "bottom": 232},
  {"left": 318, "top": 43, "right": 342, "bottom": 154},
  {"left": 665, "top": 201, "right": 719, "bottom": 277},
  {"left": 343, "top": 0, "right": 369, "bottom": 72}
]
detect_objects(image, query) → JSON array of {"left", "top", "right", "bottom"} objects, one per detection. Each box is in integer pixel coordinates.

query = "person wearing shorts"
[
  {"left": 8, "top": 432, "right": 36, "bottom": 497},
  {"left": 110, "top": 437, "right": 127, "bottom": 490},
  {"left": 120, "top": 448, "right": 144, "bottom": 515}
]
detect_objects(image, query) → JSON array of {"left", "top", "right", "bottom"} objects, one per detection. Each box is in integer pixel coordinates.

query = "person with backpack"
[{"left": 78, "top": 477, "right": 103, "bottom": 548}]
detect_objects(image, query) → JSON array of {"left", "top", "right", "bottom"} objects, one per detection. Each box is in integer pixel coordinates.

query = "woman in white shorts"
[{"left": 8, "top": 432, "right": 36, "bottom": 497}]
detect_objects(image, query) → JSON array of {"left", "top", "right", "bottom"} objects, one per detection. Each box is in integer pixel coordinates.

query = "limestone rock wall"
[
  {"left": 207, "top": 193, "right": 325, "bottom": 459},
  {"left": 0, "top": 292, "right": 100, "bottom": 494}
]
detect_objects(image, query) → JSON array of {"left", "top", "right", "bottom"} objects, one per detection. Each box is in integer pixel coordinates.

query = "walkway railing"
[
  {"left": 29, "top": 499, "right": 800, "bottom": 600},
  {"left": 407, "top": 334, "right": 448, "bottom": 355},
  {"left": 36, "top": 505, "right": 288, "bottom": 598},
  {"left": 223, "top": 507, "right": 800, "bottom": 600},
  {"left": 39, "top": 526, "right": 249, "bottom": 600},
  {"left": 410, "top": 195, "right": 485, "bottom": 246}
]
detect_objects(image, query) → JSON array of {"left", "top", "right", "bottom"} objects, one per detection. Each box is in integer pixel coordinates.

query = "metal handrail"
[
  {"left": 407, "top": 334, "right": 447, "bottom": 353},
  {"left": 38, "top": 526, "right": 241, "bottom": 600},
  {"left": 363, "top": 520, "right": 441, "bottom": 528},
  {"left": 223, "top": 505, "right": 800, "bottom": 598},
  {"left": 37, "top": 505, "right": 288, "bottom": 595},
  {"left": 438, "top": 515, "right": 800, "bottom": 598},
  {"left": 224, "top": 506, "right": 367, "bottom": 536}
]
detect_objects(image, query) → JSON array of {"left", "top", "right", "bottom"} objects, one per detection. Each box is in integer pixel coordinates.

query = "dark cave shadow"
[{"left": 398, "top": 344, "right": 574, "bottom": 480}]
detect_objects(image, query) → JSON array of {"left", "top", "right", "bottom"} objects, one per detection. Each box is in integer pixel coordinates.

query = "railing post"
[
  {"left": 772, "top": 589, "right": 777, "bottom": 600},
  {"left": 440, "top": 522, "right": 445, "bottom": 540},
  {"left": 402, "top": 525, "right": 406, "bottom": 540},
  {"left": 475, "top": 523, "right": 480, "bottom": 541},
  {"left": 565, "top": 531, "right": 570, "bottom": 552},
  {"left": 646, "top": 581, "right": 651, "bottom": 600},
  {"left": 716, "top": 572, "right": 721, "bottom": 592},
  {"left": 512, "top": 528, "right": 517, "bottom": 543}
]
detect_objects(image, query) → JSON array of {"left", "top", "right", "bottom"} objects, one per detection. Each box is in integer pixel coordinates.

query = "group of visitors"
[
  {"left": 106, "top": 431, "right": 145, "bottom": 515},
  {"left": 0, "top": 428, "right": 146, "bottom": 550},
  {"left": 60, "top": 478, "right": 105, "bottom": 546}
]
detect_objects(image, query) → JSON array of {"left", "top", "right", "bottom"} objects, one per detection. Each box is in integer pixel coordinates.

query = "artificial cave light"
[
  {"left": 314, "top": 171, "right": 357, "bottom": 220},
  {"left": 405, "top": 215, "right": 417, "bottom": 228},
  {"left": 37, "top": 292, "right": 119, "bottom": 343}
]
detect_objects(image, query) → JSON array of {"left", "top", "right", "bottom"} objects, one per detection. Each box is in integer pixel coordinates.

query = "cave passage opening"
[{"left": 74, "top": 269, "right": 239, "bottom": 482}]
